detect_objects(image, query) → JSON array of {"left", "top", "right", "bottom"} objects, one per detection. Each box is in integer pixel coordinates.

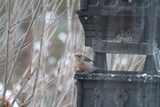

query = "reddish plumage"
[
  {"left": 0, "top": 98, "right": 11, "bottom": 107},
  {"left": 75, "top": 54, "right": 96, "bottom": 72}
]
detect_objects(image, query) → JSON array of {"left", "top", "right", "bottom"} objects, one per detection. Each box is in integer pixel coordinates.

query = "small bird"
[
  {"left": 0, "top": 98, "right": 11, "bottom": 107},
  {"left": 75, "top": 54, "right": 97, "bottom": 72}
]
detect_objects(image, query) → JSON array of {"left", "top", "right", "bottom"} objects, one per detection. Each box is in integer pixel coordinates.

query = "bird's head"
[{"left": 75, "top": 54, "right": 85, "bottom": 62}]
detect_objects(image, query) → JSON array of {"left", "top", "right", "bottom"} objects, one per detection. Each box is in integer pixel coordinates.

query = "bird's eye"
[{"left": 75, "top": 55, "right": 81, "bottom": 58}]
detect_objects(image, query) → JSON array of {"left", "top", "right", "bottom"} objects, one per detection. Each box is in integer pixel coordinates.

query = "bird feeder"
[{"left": 75, "top": 0, "right": 160, "bottom": 107}]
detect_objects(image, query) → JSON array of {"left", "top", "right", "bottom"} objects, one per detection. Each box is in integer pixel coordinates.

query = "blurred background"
[{"left": 0, "top": 0, "right": 146, "bottom": 107}]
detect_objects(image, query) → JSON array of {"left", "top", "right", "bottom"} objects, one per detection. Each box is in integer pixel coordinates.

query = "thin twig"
[
  {"left": 1, "top": 0, "right": 10, "bottom": 106},
  {"left": 11, "top": 0, "right": 42, "bottom": 105},
  {"left": 7, "top": 0, "right": 42, "bottom": 89},
  {"left": 26, "top": 5, "right": 44, "bottom": 105}
]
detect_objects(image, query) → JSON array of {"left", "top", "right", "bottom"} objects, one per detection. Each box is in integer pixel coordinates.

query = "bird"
[
  {"left": 75, "top": 54, "right": 97, "bottom": 72},
  {"left": 0, "top": 98, "right": 11, "bottom": 107}
]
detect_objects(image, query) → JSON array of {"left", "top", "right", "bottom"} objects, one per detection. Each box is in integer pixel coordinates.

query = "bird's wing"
[{"left": 84, "top": 56, "right": 95, "bottom": 64}]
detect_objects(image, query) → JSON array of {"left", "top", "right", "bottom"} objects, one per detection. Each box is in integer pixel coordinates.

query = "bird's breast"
[{"left": 75, "top": 61, "right": 94, "bottom": 72}]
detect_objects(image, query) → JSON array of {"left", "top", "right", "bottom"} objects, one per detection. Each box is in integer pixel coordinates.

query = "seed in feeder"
[{"left": 115, "top": 28, "right": 134, "bottom": 43}]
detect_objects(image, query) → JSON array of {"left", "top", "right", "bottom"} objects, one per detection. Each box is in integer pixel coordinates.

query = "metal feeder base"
[{"left": 75, "top": 72, "right": 160, "bottom": 107}]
